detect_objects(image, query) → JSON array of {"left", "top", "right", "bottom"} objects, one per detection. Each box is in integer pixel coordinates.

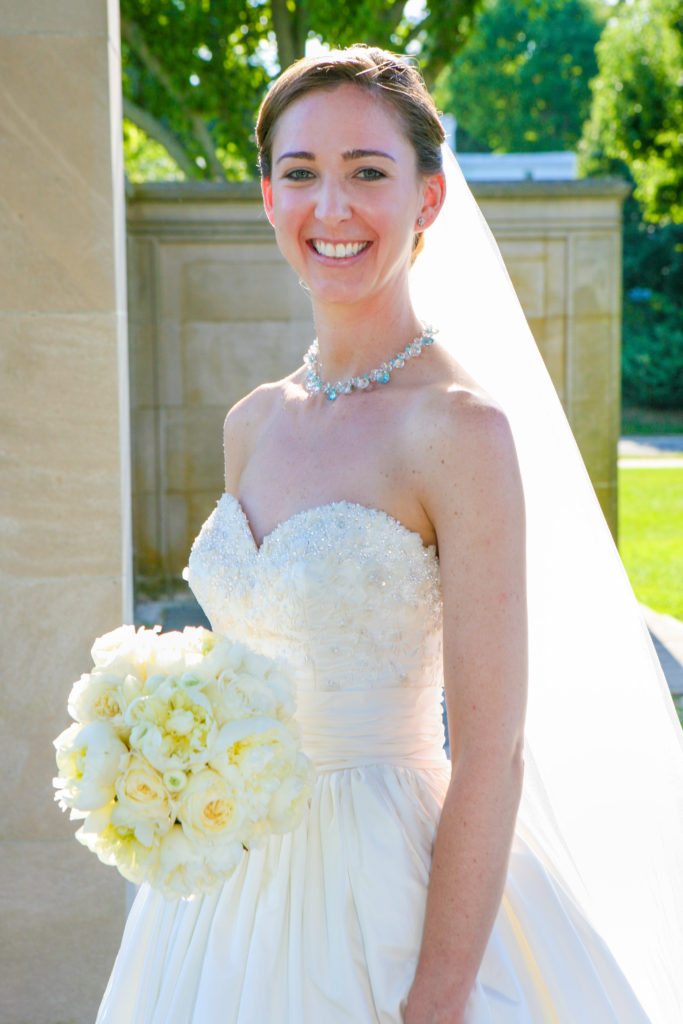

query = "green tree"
[
  {"left": 433, "top": 0, "right": 602, "bottom": 153},
  {"left": 578, "top": 1, "right": 683, "bottom": 410},
  {"left": 121, "top": 0, "right": 481, "bottom": 182},
  {"left": 579, "top": 0, "right": 683, "bottom": 225}
]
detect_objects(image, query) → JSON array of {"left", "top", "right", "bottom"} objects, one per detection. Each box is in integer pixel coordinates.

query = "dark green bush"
[{"left": 622, "top": 290, "right": 683, "bottom": 409}]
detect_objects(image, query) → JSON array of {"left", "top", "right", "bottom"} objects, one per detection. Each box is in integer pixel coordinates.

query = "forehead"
[{"left": 271, "top": 82, "right": 411, "bottom": 157}]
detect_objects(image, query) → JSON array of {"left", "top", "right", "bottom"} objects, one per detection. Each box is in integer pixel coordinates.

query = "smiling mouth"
[{"left": 308, "top": 239, "right": 371, "bottom": 260}]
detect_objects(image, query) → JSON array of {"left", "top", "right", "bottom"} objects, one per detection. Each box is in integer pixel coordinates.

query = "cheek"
[{"left": 272, "top": 194, "right": 306, "bottom": 239}]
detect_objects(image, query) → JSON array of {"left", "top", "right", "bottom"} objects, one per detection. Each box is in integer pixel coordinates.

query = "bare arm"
[
  {"left": 222, "top": 384, "right": 273, "bottom": 494},
  {"left": 405, "top": 391, "right": 528, "bottom": 1024}
]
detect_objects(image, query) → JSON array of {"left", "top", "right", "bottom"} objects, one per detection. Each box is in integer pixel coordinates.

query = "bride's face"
[{"left": 261, "top": 83, "right": 440, "bottom": 308}]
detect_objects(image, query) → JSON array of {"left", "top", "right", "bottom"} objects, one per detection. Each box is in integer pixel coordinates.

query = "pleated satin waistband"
[{"left": 294, "top": 685, "right": 450, "bottom": 773}]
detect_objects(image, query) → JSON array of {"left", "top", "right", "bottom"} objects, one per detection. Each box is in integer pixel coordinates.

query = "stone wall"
[
  {"left": 0, "top": 2, "right": 131, "bottom": 1022},
  {"left": 126, "top": 175, "right": 629, "bottom": 590}
]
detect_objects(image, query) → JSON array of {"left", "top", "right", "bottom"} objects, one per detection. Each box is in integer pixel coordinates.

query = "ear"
[
  {"left": 417, "top": 170, "right": 447, "bottom": 231},
  {"left": 261, "top": 176, "right": 275, "bottom": 227}
]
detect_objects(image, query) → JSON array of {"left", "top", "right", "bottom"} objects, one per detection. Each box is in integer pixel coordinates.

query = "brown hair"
[{"left": 255, "top": 44, "right": 445, "bottom": 264}]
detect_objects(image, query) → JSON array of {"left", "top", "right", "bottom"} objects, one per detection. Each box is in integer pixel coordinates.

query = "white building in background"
[
  {"left": 456, "top": 151, "right": 578, "bottom": 181},
  {"left": 440, "top": 112, "right": 577, "bottom": 181}
]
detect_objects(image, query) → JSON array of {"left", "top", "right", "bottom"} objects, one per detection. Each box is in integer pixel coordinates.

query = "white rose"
[
  {"left": 53, "top": 721, "right": 129, "bottom": 813},
  {"left": 177, "top": 768, "right": 244, "bottom": 845},
  {"left": 111, "top": 756, "right": 173, "bottom": 847}
]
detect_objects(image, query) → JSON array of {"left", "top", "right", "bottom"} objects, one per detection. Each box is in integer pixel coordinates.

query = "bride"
[{"left": 96, "top": 44, "right": 683, "bottom": 1023}]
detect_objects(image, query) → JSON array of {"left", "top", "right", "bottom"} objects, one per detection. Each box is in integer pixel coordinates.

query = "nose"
[{"left": 314, "top": 176, "right": 352, "bottom": 224}]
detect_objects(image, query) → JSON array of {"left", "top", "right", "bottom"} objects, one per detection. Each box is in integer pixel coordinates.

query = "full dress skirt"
[{"left": 96, "top": 494, "right": 651, "bottom": 1023}]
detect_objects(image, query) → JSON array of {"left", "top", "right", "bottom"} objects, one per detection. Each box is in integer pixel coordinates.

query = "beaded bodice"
[{"left": 182, "top": 493, "right": 444, "bottom": 695}]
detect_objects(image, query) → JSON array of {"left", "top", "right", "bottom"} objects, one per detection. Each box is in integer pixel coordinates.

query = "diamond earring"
[{"left": 417, "top": 216, "right": 425, "bottom": 228}]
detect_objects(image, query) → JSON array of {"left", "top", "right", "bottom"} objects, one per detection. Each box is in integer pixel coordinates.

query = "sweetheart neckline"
[{"left": 219, "top": 491, "right": 438, "bottom": 559}]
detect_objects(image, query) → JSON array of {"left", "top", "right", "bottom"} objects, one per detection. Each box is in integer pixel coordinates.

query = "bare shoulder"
[
  {"left": 222, "top": 380, "right": 282, "bottom": 493},
  {"left": 408, "top": 384, "right": 525, "bottom": 554}
]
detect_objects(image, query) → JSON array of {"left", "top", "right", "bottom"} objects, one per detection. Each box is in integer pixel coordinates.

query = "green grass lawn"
[{"left": 618, "top": 465, "right": 683, "bottom": 620}]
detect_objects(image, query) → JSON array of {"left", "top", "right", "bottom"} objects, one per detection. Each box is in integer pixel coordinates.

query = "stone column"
[{"left": 0, "top": 2, "right": 131, "bottom": 1021}]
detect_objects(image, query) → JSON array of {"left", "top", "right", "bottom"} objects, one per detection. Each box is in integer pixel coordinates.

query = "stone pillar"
[{"left": 0, "top": 2, "right": 131, "bottom": 1021}]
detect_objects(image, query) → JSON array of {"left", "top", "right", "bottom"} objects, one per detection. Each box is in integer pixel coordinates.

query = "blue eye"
[
  {"left": 357, "top": 168, "right": 385, "bottom": 180},
  {"left": 284, "top": 169, "right": 314, "bottom": 180}
]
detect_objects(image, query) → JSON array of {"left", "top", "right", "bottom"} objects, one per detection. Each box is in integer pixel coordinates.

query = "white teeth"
[{"left": 312, "top": 240, "right": 369, "bottom": 258}]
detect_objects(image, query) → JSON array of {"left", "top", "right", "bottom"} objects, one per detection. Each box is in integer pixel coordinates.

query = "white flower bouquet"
[{"left": 53, "top": 624, "right": 316, "bottom": 899}]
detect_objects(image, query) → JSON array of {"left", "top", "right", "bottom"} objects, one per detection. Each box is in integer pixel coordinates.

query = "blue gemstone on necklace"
[
  {"left": 327, "top": 389, "right": 337, "bottom": 401},
  {"left": 379, "top": 370, "right": 391, "bottom": 383}
]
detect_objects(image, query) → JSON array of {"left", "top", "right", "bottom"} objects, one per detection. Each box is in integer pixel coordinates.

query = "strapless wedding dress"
[{"left": 96, "top": 493, "right": 650, "bottom": 1023}]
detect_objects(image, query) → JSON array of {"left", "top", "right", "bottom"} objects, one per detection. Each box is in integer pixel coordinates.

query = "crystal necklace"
[{"left": 303, "top": 323, "right": 438, "bottom": 401}]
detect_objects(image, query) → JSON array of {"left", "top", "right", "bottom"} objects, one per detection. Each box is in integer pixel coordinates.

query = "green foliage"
[
  {"left": 121, "top": 0, "right": 273, "bottom": 181},
  {"left": 123, "top": 119, "right": 185, "bottom": 182},
  {"left": 623, "top": 201, "right": 683, "bottom": 307},
  {"left": 620, "top": 190, "right": 683, "bottom": 412},
  {"left": 433, "top": 0, "right": 601, "bottom": 152},
  {"left": 577, "top": 2, "right": 683, "bottom": 412},
  {"left": 121, "top": 0, "right": 481, "bottom": 182},
  {"left": 579, "top": 0, "right": 683, "bottom": 225},
  {"left": 622, "top": 289, "right": 683, "bottom": 410}
]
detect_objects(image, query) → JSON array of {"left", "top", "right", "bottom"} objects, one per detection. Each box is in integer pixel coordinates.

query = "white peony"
[
  {"left": 210, "top": 717, "right": 310, "bottom": 843},
  {"left": 91, "top": 624, "right": 159, "bottom": 681},
  {"left": 212, "top": 716, "right": 297, "bottom": 766},
  {"left": 53, "top": 721, "right": 129, "bottom": 813},
  {"left": 67, "top": 671, "right": 129, "bottom": 733},
  {"left": 152, "top": 626, "right": 215, "bottom": 684},
  {"left": 152, "top": 823, "right": 243, "bottom": 898},
  {"left": 126, "top": 684, "right": 219, "bottom": 773},
  {"left": 153, "top": 824, "right": 204, "bottom": 896},
  {"left": 268, "top": 753, "right": 317, "bottom": 833},
  {"left": 76, "top": 801, "right": 160, "bottom": 885}
]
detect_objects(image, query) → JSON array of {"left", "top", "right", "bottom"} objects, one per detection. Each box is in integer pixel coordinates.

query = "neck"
[{"left": 308, "top": 287, "right": 424, "bottom": 384}]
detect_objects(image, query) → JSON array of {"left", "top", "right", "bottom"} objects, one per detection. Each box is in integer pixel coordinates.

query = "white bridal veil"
[{"left": 409, "top": 144, "right": 683, "bottom": 1023}]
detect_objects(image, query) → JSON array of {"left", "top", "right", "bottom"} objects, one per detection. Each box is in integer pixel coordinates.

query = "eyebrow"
[{"left": 275, "top": 148, "right": 396, "bottom": 165}]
